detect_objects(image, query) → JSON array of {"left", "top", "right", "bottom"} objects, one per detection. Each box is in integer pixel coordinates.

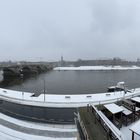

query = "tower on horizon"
[{"left": 60, "top": 55, "right": 64, "bottom": 67}]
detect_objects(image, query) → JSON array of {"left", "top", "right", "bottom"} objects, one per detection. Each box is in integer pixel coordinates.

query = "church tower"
[{"left": 60, "top": 55, "right": 64, "bottom": 66}]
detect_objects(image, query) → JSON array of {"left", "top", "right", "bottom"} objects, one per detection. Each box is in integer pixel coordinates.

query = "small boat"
[{"left": 107, "top": 82, "right": 125, "bottom": 92}]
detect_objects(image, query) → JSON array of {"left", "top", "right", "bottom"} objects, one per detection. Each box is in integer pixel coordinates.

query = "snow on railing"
[{"left": 91, "top": 105, "right": 125, "bottom": 140}]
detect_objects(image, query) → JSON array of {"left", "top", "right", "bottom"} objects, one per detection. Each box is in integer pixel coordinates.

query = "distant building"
[
  {"left": 58, "top": 55, "right": 65, "bottom": 67},
  {"left": 61, "top": 56, "right": 64, "bottom": 66}
]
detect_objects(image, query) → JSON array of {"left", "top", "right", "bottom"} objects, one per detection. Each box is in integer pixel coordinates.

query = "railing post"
[{"left": 22, "top": 92, "right": 24, "bottom": 100}]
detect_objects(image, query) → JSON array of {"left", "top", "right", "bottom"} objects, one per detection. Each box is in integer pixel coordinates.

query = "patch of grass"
[{"left": 79, "top": 107, "right": 108, "bottom": 140}]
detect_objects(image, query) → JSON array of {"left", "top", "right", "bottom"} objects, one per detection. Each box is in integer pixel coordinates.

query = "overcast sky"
[{"left": 0, "top": 0, "right": 140, "bottom": 61}]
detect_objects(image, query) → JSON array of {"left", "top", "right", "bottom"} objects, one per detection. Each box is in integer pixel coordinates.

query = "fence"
[{"left": 91, "top": 105, "right": 125, "bottom": 140}]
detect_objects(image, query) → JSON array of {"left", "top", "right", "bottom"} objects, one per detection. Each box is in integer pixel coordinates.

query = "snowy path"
[
  {"left": 0, "top": 113, "right": 77, "bottom": 140},
  {"left": 0, "top": 88, "right": 140, "bottom": 108}
]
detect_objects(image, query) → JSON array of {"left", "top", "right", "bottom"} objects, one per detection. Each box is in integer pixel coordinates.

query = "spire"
[{"left": 61, "top": 55, "right": 64, "bottom": 67}]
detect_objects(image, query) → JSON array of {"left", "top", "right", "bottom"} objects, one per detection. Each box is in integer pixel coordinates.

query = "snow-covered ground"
[
  {"left": 0, "top": 126, "right": 77, "bottom": 140},
  {"left": 0, "top": 113, "right": 76, "bottom": 132},
  {"left": 0, "top": 88, "right": 140, "bottom": 139},
  {"left": 54, "top": 66, "right": 140, "bottom": 71},
  {"left": 0, "top": 87, "right": 140, "bottom": 108},
  {"left": 121, "top": 120, "right": 140, "bottom": 140},
  {"left": 0, "top": 113, "right": 77, "bottom": 140},
  {"left": 0, "top": 127, "right": 77, "bottom": 140}
]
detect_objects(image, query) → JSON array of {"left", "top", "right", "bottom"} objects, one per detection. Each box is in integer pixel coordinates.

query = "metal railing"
[
  {"left": 77, "top": 113, "right": 90, "bottom": 140},
  {"left": 91, "top": 105, "right": 124, "bottom": 140}
]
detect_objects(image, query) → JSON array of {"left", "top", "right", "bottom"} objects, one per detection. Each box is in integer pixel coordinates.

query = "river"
[{"left": 0, "top": 70, "right": 140, "bottom": 94}]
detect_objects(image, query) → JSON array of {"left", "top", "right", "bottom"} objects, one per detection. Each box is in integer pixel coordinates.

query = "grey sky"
[{"left": 0, "top": 0, "right": 140, "bottom": 61}]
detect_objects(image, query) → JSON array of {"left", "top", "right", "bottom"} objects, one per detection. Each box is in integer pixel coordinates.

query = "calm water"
[{"left": 1, "top": 70, "right": 140, "bottom": 94}]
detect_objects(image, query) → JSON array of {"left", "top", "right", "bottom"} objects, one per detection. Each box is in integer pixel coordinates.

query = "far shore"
[{"left": 54, "top": 65, "right": 140, "bottom": 71}]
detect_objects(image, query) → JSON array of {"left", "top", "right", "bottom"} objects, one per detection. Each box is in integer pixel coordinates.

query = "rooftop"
[{"left": 104, "top": 103, "right": 124, "bottom": 114}]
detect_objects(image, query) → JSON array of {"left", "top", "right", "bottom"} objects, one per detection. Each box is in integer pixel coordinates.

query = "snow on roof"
[
  {"left": 92, "top": 105, "right": 124, "bottom": 140},
  {"left": 131, "top": 97, "right": 140, "bottom": 103},
  {"left": 98, "top": 111, "right": 124, "bottom": 140},
  {"left": 117, "top": 82, "right": 125, "bottom": 85},
  {"left": 120, "top": 106, "right": 132, "bottom": 116},
  {"left": 104, "top": 103, "right": 123, "bottom": 114},
  {"left": 108, "top": 86, "right": 116, "bottom": 89},
  {"left": 130, "top": 120, "right": 140, "bottom": 136}
]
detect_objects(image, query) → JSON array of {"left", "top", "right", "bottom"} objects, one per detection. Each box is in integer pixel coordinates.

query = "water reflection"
[
  {"left": 0, "top": 74, "right": 39, "bottom": 92},
  {"left": 0, "top": 78, "right": 23, "bottom": 88}
]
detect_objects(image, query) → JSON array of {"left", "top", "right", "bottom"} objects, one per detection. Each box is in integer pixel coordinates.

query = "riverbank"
[
  {"left": 0, "top": 87, "right": 140, "bottom": 108},
  {"left": 54, "top": 66, "right": 140, "bottom": 71}
]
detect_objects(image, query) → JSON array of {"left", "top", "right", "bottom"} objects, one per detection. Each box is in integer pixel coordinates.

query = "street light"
[{"left": 43, "top": 78, "right": 47, "bottom": 102}]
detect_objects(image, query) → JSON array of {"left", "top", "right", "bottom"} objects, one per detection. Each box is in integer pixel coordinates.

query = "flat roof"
[
  {"left": 108, "top": 86, "right": 116, "bottom": 89},
  {"left": 120, "top": 106, "right": 132, "bottom": 116},
  {"left": 131, "top": 97, "right": 140, "bottom": 103},
  {"left": 104, "top": 103, "right": 123, "bottom": 114},
  {"left": 136, "top": 107, "right": 140, "bottom": 112},
  {"left": 130, "top": 120, "right": 140, "bottom": 136}
]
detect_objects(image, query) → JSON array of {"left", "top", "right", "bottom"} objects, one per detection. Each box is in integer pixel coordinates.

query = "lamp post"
[
  {"left": 43, "top": 78, "right": 47, "bottom": 102},
  {"left": 21, "top": 74, "right": 24, "bottom": 100}
]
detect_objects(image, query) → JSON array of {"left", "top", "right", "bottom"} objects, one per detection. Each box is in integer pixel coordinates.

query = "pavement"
[{"left": 0, "top": 113, "right": 77, "bottom": 140}]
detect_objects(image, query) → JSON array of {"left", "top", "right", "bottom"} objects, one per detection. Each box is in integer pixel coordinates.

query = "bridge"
[{"left": 0, "top": 64, "right": 54, "bottom": 78}]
